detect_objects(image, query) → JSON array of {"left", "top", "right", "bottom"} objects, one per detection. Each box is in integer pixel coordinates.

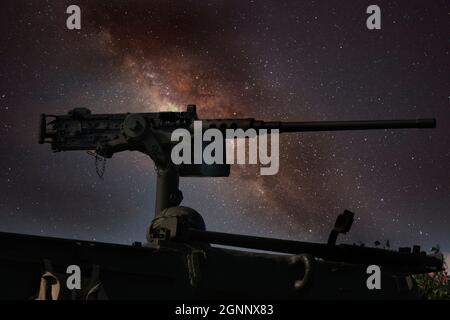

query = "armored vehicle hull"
[{"left": 0, "top": 231, "right": 425, "bottom": 300}]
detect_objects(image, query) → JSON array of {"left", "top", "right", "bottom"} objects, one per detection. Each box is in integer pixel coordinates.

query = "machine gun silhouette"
[{"left": 39, "top": 106, "right": 442, "bottom": 273}]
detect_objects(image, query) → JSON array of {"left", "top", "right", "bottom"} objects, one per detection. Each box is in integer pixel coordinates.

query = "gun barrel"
[{"left": 261, "top": 118, "right": 436, "bottom": 133}]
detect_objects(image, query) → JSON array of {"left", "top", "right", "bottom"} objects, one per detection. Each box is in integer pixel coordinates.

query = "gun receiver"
[{"left": 39, "top": 105, "right": 436, "bottom": 217}]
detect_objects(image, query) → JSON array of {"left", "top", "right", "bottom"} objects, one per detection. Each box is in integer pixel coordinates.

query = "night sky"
[{"left": 0, "top": 1, "right": 449, "bottom": 256}]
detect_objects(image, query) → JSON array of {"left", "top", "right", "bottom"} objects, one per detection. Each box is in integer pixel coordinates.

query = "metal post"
[{"left": 155, "top": 166, "right": 183, "bottom": 218}]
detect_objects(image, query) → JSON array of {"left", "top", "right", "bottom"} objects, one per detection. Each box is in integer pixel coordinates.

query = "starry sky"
[{"left": 0, "top": 1, "right": 449, "bottom": 255}]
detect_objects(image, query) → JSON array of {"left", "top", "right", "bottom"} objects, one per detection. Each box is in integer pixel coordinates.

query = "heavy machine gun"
[{"left": 39, "top": 106, "right": 436, "bottom": 217}]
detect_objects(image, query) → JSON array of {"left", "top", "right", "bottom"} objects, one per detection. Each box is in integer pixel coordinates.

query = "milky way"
[{"left": 0, "top": 1, "right": 449, "bottom": 255}]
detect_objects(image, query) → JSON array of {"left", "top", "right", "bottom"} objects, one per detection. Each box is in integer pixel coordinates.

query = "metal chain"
[
  {"left": 95, "top": 155, "right": 107, "bottom": 179},
  {"left": 87, "top": 151, "right": 107, "bottom": 179}
]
